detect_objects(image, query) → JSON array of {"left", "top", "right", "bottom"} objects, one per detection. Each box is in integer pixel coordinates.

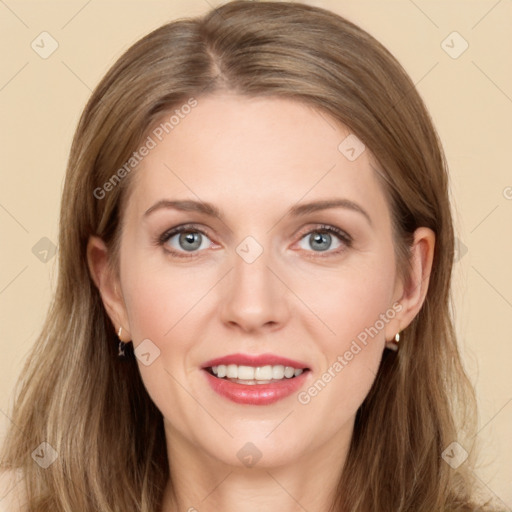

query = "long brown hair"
[{"left": 1, "top": 1, "right": 496, "bottom": 510}]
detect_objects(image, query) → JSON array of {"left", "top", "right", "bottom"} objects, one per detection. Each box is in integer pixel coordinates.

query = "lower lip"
[{"left": 203, "top": 369, "right": 309, "bottom": 405}]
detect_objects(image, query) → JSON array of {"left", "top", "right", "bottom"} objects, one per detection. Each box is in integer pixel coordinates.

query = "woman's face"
[{"left": 110, "top": 93, "right": 408, "bottom": 468}]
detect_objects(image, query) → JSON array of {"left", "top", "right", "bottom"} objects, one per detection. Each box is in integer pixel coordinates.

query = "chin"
[{"left": 205, "top": 430, "right": 310, "bottom": 470}]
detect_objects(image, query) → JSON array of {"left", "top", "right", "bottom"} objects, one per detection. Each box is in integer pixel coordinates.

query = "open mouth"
[{"left": 205, "top": 364, "right": 310, "bottom": 385}]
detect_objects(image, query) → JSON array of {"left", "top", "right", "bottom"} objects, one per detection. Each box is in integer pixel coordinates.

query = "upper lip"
[{"left": 202, "top": 353, "right": 309, "bottom": 370}]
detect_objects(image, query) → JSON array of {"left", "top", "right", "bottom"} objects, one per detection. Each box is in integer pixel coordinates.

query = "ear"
[
  {"left": 87, "top": 236, "right": 131, "bottom": 342},
  {"left": 384, "top": 227, "right": 435, "bottom": 348}
]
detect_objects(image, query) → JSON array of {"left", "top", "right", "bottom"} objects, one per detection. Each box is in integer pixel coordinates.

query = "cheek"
[
  {"left": 123, "top": 275, "right": 172, "bottom": 342},
  {"left": 295, "top": 273, "right": 391, "bottom": 429},
  {"left": 292, "top": 253, "right": 395, "bottom": 405},
  {"left": 120, "top": 262, "right": 209, "bottom": 430},
  {"left": 294, "top": 256, "right": 396, "bottom": 349},
  {"left": 120, "top": 248, "right": 212, "bottom": 343},
  {"left": 119, "top": 256, "right": 217, "bottom": 404}
]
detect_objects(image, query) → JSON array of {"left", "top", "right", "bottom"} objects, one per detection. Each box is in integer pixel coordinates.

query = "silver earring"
[
  {"left": 117, "top": 327, "right": 127, "bottom": 358},
  {"left": 386, "top": 331, "right": 400, "bottom": 352}
]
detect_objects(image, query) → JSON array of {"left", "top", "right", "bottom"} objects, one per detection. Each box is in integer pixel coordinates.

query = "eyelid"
[
  {"left": 295, "top": 224, "right": 351, "bottom": 242},
  {"left": 157, "top": 223, "right": 213, "bottom": 246}
]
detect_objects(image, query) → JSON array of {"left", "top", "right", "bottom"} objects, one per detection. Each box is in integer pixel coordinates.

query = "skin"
[{"left": 88, "top": 93, "right": 435, "bottom": 512}]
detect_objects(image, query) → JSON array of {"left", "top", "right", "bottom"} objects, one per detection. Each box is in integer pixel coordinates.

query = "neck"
[{"left": 160, "top": 421, "right": 353, "bottom": 512}]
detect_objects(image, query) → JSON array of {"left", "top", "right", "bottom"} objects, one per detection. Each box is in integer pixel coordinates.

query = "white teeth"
[
  {"left": 210, "top": 364, "right": 306, "bottom": 381},
  {"left": 226, "top": 364, "right": 238, "bottom": 378},
  {"left": 284, "top": 366, "right": 295, "bottom": 378},
  {"left": 272, "top": 365, "right": 285, "bottom": 379},
  {"left": 254, "top": 365, "right": 272, "bottom": 380},
  {"left": 237, "top": 365, "right": 255, "bottom": 380}
]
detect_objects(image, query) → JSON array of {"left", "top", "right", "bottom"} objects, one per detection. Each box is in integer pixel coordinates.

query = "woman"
[{"left": 0, "top": 1, "right": 498, "bottom": 510}]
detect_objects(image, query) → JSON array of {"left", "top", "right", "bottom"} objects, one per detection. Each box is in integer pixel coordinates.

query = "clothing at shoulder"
[{"left": 0, "top": 470, "right": 27, "bottom": 512}]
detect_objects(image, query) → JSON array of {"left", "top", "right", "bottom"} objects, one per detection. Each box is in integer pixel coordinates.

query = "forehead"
[{"left": 127, "top": 93, "right": 390, "bottom": 224}]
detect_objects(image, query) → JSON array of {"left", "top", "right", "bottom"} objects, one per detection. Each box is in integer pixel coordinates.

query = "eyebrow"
[{"left": 144, "top": 198, "right": 372, "bottom": 226}]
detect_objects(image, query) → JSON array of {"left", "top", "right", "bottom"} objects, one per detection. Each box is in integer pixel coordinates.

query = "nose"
[{"left": 219, "top": 243, "right": 291, "bottom": 333}]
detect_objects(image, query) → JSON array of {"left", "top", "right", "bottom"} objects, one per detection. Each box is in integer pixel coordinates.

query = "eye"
[
  {"left": 297, "top": 225, "right": 351, "bottom": 255},
  {"left": 158, "top": 224, "right": 213, "bottom": 257}
]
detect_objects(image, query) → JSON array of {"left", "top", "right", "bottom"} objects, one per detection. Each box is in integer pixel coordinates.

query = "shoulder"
[{"left": 0, "top": 469, "right": 28, "bottom": 512}]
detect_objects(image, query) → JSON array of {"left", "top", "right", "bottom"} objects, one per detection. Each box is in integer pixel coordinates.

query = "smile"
[{"left": 201, "top": 353, "right": 311, "bottom": 405}]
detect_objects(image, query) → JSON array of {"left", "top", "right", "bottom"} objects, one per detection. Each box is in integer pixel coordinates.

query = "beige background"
[{"left": 1, "top": 0, "right": 511, "bottom": 507}]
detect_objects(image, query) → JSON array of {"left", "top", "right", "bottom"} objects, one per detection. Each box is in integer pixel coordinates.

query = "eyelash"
[{"left": 156, "top": 223, "right": 352, "bottom": 259}]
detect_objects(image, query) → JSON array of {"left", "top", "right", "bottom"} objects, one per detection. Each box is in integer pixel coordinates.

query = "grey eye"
[
  {"left": 298, "top": 231, "right": 342, "bottom": 252},
  {"left": 179, "top": 232, "right": 203, "bottom": 251},
  {"left": 166, "top": 230, "right": 211, "bottom": 252}
]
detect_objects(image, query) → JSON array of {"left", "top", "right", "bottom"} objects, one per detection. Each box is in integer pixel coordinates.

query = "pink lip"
[
  {"left": 203, "top": 369, "right": 310, "bottom": 405},
  {"left": 202, "top": 353, "right": 309, "bottom": 369},
  {"left": 201, "top": 353, "right": 311, "bottom": 405}
]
